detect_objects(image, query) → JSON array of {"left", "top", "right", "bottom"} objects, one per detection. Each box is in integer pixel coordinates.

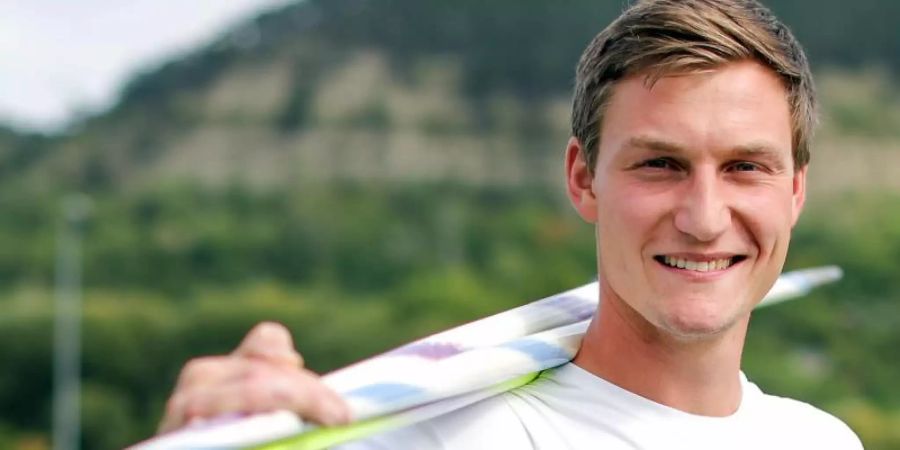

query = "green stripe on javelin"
[{"left": 252, "top": 372, "right": 540, "bottom": 450}]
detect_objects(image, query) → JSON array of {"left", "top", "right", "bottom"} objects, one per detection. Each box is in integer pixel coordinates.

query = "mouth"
[{"left": 652, "top": 254, "right": 747, "bottom": 273}]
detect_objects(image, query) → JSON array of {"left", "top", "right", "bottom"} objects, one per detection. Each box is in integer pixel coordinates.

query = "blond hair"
[{"left": 572, "top": 0, "right": 816, "bottom": 171}]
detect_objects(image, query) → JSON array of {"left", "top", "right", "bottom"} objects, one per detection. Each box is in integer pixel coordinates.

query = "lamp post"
[{"left": 52, "top": 195, "right": 91, "bottom": 450}]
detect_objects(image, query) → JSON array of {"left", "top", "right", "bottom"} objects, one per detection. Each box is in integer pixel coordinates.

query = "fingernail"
[
  {"left": 257, "top": 323, "right": 279, "bottom": 340},
  {"left": 187, "top": 416, "right": 208, "bottom": 428},
  {"left": 322, "top": 399, "right": 351, "bottom": 426}
]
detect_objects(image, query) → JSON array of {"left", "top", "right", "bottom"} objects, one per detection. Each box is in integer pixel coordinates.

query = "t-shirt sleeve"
[
  {"left": 761, "top": 395, "right": 865, "bottom": 450},
  {"left": 822, "top": 414, "right": 865, "bottom": 450}
]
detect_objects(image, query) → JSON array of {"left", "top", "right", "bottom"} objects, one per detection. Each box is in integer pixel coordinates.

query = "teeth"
[{"left": 661, "top": 256, "right": 734, "bottom": 272}]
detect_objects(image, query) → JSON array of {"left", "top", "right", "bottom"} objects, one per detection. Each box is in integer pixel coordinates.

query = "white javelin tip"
[
  {"left": 761, "top": 265, "right": 843, "bottom": 306},
  {"left": 794, "top": 265, "right": 844, "bottom": 287}
]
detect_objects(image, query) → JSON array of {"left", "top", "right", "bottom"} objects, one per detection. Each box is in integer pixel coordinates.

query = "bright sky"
[{"left": 0, "top": 0, "right": 295, "bottom": 132}]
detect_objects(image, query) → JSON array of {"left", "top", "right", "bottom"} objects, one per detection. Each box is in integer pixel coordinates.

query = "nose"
[{"left": 673, "top": 168, "right": 731, "bottom": 242}]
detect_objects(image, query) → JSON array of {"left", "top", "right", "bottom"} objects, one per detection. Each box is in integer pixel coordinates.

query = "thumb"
[{"left": 232, "top": 321, "right": 304, "bottom": 367}]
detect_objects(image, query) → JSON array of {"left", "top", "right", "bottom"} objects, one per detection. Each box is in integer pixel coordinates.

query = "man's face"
[{"left": 567, "top": 60, "right": 807, "bottom": 339}]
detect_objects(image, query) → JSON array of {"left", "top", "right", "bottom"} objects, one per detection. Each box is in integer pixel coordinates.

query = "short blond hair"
[{"left": 572, "top": 0, "right": 816, "bottom": 171}]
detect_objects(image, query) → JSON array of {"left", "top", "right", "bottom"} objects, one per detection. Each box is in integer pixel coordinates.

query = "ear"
[
  {"left": 565, "top": 136, "right": 599, "bottom": 223},
  {"left": 790, "top": 165, "right": 808, "bottom": 227}
]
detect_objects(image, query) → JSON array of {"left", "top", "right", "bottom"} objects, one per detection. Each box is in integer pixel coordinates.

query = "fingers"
[
  {"left": 163, "top": 364, "right": 349, "bottom": 433},
  {"left": 174, "top": 355, "right": 236, "bottom": 391},
  {"left": 158, "top": 322, "right": 350, "bottom": 435},
  {"left": 281, "top": 367, "right": 351, "bottom": 426},
  {"left": 160, "top": 361, "right": 350, "bottom": 434},
  {"left": 232, "top": 322, "right": 304, "bottom": 367}
]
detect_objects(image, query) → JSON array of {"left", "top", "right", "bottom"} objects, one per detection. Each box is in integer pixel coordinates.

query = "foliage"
[{"left": 0, "top": 184, "right": 899, "bottom": 449}]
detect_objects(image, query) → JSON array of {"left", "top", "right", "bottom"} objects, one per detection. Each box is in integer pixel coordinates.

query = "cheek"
[
  {"left": 598, "top": 181, "right": 672, "bottom": 241},
  {"left": 732, "top": 185, "right": 796, "bottom": 253},
  {"left": 595, "top": 183, "right": 672, "bottom": 270}
]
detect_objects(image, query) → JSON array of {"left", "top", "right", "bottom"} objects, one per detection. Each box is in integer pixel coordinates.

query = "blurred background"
[{"left": 1, "top": 0, "right": 898, "bottom": 448}]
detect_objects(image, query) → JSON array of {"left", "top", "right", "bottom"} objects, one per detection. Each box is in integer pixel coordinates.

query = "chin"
[
  {"left": 645, "top": 288, "right": 753, "bottom": 339},
  {"left": 655, "top": 306, "right": 743, "bottom": 341},
  {"left": 661, "top": 318, "right": 730, "bottom": 340}
]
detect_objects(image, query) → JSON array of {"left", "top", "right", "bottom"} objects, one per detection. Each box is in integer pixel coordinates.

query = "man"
[{"left": 159, "top": 0, "right": 863, "bottom": 447}]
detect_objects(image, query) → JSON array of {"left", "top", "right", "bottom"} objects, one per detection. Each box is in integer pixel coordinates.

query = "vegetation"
[{"left": 1, "top": 184, "right": 899, "bottom": 449}]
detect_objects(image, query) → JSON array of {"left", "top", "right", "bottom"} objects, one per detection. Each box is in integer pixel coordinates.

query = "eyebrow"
[
  {"left": 623, "top": 136, "right": 789, "bottom": 171},
  {"left": 623, "top": 136, "right": 686, "bottom": 154}
]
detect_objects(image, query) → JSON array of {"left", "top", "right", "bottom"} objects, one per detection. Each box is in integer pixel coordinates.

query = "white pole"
[{"left": 52, "top": 195, "right": 91, "bottom": 450}]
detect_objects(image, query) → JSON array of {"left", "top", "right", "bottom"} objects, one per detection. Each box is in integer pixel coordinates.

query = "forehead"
[{"left": 597, "top": 61, "right": 793, "bottom": 161}]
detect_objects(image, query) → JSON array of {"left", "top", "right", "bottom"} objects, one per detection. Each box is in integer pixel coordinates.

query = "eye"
[
  {"left": 639, "top": 157, "right": 679, "bottom": 170},
  {"left": 728, "top": 161, "right": 762, "bottom": 172}
]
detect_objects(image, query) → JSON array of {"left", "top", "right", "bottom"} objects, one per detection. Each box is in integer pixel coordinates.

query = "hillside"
[{"left": 2, "top": 0, "right": 899, "bottom": 193}]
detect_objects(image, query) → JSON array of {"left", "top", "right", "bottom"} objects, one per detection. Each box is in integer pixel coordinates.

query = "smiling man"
[{"left": 159, "top": 0, "right": 862, "bottom": 448}]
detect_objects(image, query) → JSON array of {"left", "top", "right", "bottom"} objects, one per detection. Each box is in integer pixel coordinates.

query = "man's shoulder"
[
  {"left": 337, "top": 394, "right": 528, "bottom": 450},
  {"left": 749, "top": 386, "right": 863, "bottom": 449},
  {"left": 342, "top": 369, "right": 865, "bottom": 449}
]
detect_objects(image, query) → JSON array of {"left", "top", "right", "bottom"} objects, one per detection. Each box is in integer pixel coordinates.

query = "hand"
[{"left": 157, "top": 321, "right": 351, "bottom": 434}]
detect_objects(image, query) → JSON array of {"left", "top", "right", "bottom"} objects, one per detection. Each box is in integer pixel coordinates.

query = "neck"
[{"left": 573, "top": 284, "right": 749, "bottom": 417}]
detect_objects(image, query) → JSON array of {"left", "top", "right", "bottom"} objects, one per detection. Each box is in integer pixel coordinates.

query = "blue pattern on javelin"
[
  {"left": 500, "top": 339, "right": 572, "bottom": 367},
  {"left": 345, "top": 383, "right": 425, "bottom": 403}
]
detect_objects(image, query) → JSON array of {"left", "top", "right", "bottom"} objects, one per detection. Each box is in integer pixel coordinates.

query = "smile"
[{"left": 653, "top": 255, "right": 747, "bottom": 272}]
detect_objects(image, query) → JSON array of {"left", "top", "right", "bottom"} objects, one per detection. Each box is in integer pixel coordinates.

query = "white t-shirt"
[{"left": 339, "top": 363, "right": 862, "bottom": 449}]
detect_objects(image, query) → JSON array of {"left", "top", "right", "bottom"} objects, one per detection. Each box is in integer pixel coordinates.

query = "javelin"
[{"left": 131, "top": 265, "right": 843, "bottom": 449}]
